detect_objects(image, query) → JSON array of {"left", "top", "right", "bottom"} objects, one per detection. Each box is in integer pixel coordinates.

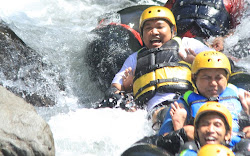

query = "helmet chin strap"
[
  {"left": 195, "top": 131, "right": 202, "bottom": 149},
  {"left": 192, "top": 74, "right": 199, "bottom": 94},
  {"left": 170, "top": 25, "right": 175, "bottom": 37}
]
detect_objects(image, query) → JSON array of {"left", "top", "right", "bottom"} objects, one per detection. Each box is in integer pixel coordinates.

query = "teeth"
[
  {"left": 206, "top": 137, "right": 215, "bottom": 141},
  {"left": 151, "top": 39, "right": 160, "bottom": 41}
]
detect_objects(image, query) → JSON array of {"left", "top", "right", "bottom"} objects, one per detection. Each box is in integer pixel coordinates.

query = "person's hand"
[
  {"left": 179, "top": 48, "right": 196, "bottom": 64},
  {"left": 239, "top": 90, "right": 250, "bottom": 115},
  {"left": 211, "top": 36, "right": 224, "bottom": 52},
  {"left": 243, "top": 126, "right": 250, "bottom": 138},
  {"left": 122, "top": 67, "right": 134, "bottom": 92},
  {"left": 170, "top": 102, "right": 187, "bottom": 131}
]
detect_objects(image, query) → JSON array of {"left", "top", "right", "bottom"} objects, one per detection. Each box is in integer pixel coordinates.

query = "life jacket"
[
  {"left": 183, "top": 84, "right": 242, "bottom": 132},
  {"left": 171, "top": 0, "right": 230, "bottom": 37},
  {"left": 133, "top": 37, "right": 194, "bottom": 105}
]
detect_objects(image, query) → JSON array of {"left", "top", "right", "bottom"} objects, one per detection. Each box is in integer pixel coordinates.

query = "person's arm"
[
  {"left": 170, "top": 102, "right": 187, "bottom": 131},
  {"left": 209, "top": 36, "right": 225, "bottom": 52},
  {"left": 179, "top": 37, "right": 215, "bottom": 64},
  {"left": 122, "top": 67, "right": 134, "bottom": 92},
  {"left": 238, "top": 89, "right": 250, "bottom": 115},
  {"left": 112, "top": 67, "right": 134, "bottom": 92},
  {"left": 111, "top": 83, "right": 123, "bottom": 93},
  {"left": 179, "top": 48, "right": 196, "bottom": 64},
  {"left": 111, "top": 52, "right": 137, "bottom": 92},
  {"left": 237, "top": 88, "right": 250, "bottom": 133},
  {"left": 183, "top": 125, "right": 195, "bottom": 141},
  {"left": 158, "top": 98, "right": 190, "bottom": 135},
  {"left": 158, "top": 104, "right": 175, "bottom": 135},
  {"left": 243, "top": 126, "right": 250, "bottom": 138}
]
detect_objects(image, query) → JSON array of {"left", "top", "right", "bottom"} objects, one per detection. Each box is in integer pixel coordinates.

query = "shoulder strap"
[
  {"left": 183, "top": 90, "right": 193, "bottom": 105},
  {"left": 172, "top": 36, "right": 182, "bottom": 46}
]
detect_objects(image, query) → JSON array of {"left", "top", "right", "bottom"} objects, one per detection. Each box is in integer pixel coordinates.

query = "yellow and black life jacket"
[{"left": 133, "top": 37, "right": 194, "bottom": 105}]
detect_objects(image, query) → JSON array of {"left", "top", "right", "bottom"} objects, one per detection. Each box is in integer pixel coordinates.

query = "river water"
[{"left": 0, "top": 0, "right": 249, "bottom": 155}]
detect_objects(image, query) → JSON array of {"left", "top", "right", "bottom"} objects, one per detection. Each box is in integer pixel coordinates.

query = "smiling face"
[
  {"left": 142, "top": 19, "right": 173, "bottom": 49},
  {"left": 197, "top": 112, "right": 231, "bottom": 147},
  {"left": 195, "top": 68, "right": 228, "bottom": 98}
]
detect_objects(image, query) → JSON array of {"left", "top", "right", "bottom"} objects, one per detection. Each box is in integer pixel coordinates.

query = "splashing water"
[{"left": 0, "top": 0, "right": 249, "bottom": 155}]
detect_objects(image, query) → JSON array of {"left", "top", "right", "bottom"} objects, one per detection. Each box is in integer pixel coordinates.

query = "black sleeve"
[
  {"left": 135, "top": 134, "right": 159, "bottom": 145},
  {"left": 156, "top": 128, "right": 189, "bottom": 154},
  {"left": 135, "top": 128, "right": 188, "bottom": 155},
  {"left": 232, "top": 138, "right": 250, "bottom": 156}
]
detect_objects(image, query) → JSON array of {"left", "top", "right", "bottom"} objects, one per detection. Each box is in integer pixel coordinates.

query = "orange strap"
[{"left": 109, "top": 22, "right": 143, "bottom": 46}]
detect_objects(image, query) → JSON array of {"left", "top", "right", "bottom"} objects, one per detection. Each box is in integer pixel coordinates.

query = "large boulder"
[
  {"left": 0, "top": 20, "right": 64, "bottom": 107},
  {"left": 0, "top": 85, "right": 55, "bottom": 156}
]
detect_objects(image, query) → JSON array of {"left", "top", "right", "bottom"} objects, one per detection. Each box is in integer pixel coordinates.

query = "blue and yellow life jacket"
[
  {"left": 133, "top": 37, "right": 194, "bottom": 105},
  {"left": 172, "top": 0, "right": 230, "bottom": 37},
  {"left": 183, "top": 84, "right": 242, "bottom": 132}
]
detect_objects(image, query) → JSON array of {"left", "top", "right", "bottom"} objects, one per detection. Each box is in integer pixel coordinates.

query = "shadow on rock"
[{"left": 0, "top": 20, "right": 65, "bottom": 107}]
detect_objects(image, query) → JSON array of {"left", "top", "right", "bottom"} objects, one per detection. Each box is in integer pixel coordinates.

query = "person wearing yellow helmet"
[
  {"left": 138, "top": 6, "right": 177, "bottom": 38},
  {"left": 110, "top": 5, "right": 213, "bottom": 128},
  {"left": 121, "top": 102, "right": 236, "bottom": 155},
  {"left": 159, "top": 51, "right": 250, "bottom": 148},
  {"left": 194, "top": 102, "right": 233, "bottom": 147},
  {"left": 180, "top": 102, "right": 249, "bottom": 156},
  {"left": 179, "top": 102, "right": 234, "bottom": 155}
]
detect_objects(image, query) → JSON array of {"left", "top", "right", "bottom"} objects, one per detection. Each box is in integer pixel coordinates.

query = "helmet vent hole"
[
  {"left": 218, "top": 59, "right": 222, "bottom": 62},
  {"left": 157, "top": 9, "right": 161, "bottom": 12},
  {"left": 148, "top": 11, "right": 151, "bottom": 13},
  {"left": 208, "top": 58, "right": 212, "bottom": 62}
]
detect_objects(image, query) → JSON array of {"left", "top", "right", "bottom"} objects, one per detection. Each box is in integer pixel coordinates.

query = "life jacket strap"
[
  {"left": 134, "top": 78, "right": 192, "bottom": 98},
  {"left": 134, "top": 62, "right": 190, "bottom": 80},
  {"left": 189, "top": 96, "right": 239, "bottom": 105}
]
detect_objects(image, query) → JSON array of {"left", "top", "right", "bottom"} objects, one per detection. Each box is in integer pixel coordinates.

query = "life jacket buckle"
[
  {"left": 208, "top": 96, "right": 219, "bottom": 101},
  {"left": 171, "top": 77, "right": 179, "bottom": 82},
  {"left": 149, "top": 80, "right": 158, "bottom": 86}
]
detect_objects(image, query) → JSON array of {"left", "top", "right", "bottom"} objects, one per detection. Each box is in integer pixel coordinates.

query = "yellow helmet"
[
  {"left": 194, "top": 101, "right": 233, "bottom": 138},
  {"left": 191, "top": 51, "right": 231, "bottom": 79},
  {"left": 198, "top": 144, "right": 235, "bottom": 156},
  {"left": 139, "top": 6, "right": 177, "bottom": 34}
]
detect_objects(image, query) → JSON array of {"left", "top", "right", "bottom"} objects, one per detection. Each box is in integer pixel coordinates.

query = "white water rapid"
[{"left": 0, "top": 0, "right": 249, "bottom": 155}]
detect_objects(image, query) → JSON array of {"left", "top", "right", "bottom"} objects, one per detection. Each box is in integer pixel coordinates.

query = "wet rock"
[
  {"left": 0, "top": 20, "right": 64, "bottom": 107},
  {"left": 85, "top": 24, "right": 142, "bottom": 92},
  {"left": 0, "top": 85, "right": 55, "bottom": 156}
]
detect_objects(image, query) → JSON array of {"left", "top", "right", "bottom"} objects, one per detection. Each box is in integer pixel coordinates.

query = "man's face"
[
  {"left": 195, "top": 68, "right": 228, "bottom": 98},
  {"left": 197, "top": 112, "right": 231, "bottom": 146},
  {"left": 142, "top": 19, "right": 173, "bottom": 49}
]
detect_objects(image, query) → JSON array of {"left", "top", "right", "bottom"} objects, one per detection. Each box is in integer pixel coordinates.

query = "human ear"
[{"left": 225, "top": 131, "right": 232, "bottom": 143}]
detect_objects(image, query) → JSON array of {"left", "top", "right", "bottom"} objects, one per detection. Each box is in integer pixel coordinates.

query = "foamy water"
[{"left": 0, "top": 0, "right": 249, "bottom": 155}]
